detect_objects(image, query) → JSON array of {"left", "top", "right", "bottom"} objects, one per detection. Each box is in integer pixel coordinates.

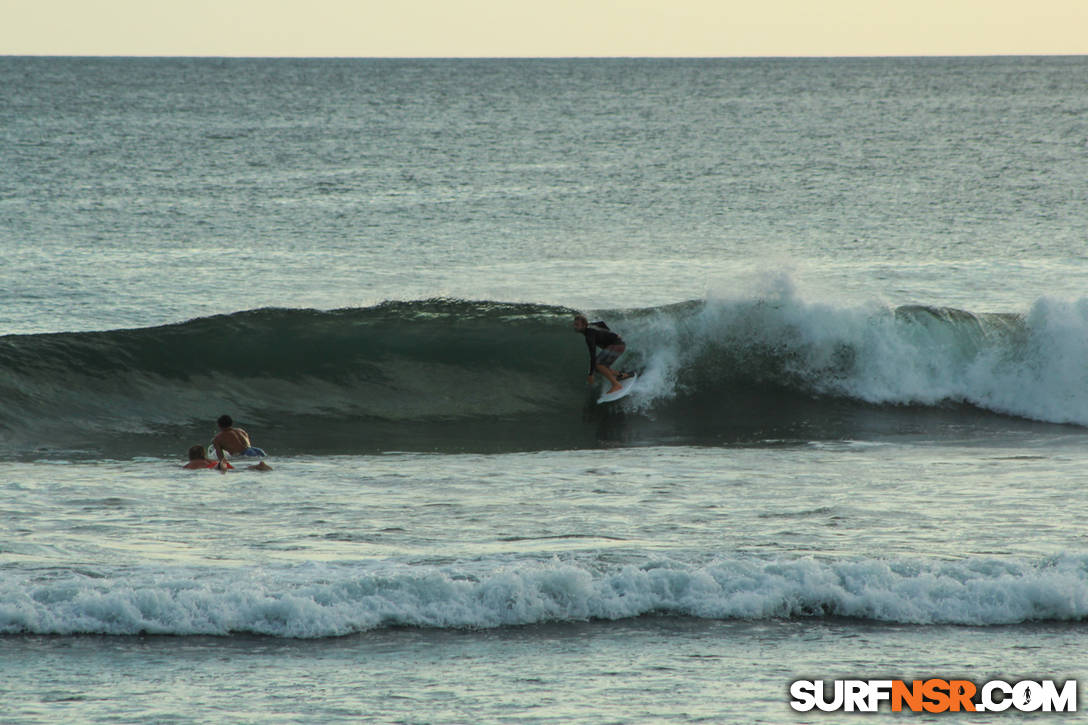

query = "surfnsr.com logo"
[{"left": 789, "top": 679, "right": 1077, "bottom": 713}]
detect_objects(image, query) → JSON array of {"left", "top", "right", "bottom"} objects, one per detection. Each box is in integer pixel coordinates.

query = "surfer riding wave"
[{"left": 573, "top": 314, "right": 632, "bottom": 395}]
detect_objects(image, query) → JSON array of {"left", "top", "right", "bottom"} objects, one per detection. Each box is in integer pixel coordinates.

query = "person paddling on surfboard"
[
  {"left": 184, "top": 443, "right": 270, "bottom": 471},
  {"left": 573, "top": 314, "right": 632, "bottom": 395},
  {"left": 184, "top": 444, "right": 231, "bottom": 470},
  {"left": 212, "top": 415, "right": 267, "bottom": 463}
]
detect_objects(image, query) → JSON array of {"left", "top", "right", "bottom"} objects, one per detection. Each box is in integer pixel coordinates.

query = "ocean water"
[{"left": 3, "top": 56, "right": 1088, "bottom": 722}]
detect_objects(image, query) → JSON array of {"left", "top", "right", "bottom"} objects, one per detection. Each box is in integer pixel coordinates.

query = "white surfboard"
[{"left": 597, "top": 373, "right": 638, "bottom": 403}]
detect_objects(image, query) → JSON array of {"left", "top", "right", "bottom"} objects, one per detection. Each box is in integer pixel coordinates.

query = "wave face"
[
  {"left": 4, "top": 555, "right": 1087, "bottom": 637},
  {"left": 3, "top": 292, "right": 1086, "bottom": 458}
]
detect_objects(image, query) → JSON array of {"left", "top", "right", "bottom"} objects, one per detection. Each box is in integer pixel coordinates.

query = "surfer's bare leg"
[{"left": 597, "top": 364, "right": 623, "bottom": 393}]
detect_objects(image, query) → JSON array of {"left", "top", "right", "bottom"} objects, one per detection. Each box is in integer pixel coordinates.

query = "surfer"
[
  {"left": 212, "top": 415, "right": 267, "bottom": 462},
  {"left": 184, "top": 445, "right": 227, "bottom": 469},
  {"left": 573, "top": 314, "right": 632, "bottom": 395},
  {"left": 184, "top": 443, "right": 271, "bottom": 471}
]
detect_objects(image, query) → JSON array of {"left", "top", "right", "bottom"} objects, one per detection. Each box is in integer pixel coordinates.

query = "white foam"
[
  {"left": 620, "top": 273, "right": 1088, "bottom": 425},
  {"left": 3, "top": 554, "right": 1087, "bottom": 637}
]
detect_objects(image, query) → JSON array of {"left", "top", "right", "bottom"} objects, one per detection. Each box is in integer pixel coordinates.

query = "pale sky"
[{"left": 1, "top": 0, "right": 1086, "bottom": 57}]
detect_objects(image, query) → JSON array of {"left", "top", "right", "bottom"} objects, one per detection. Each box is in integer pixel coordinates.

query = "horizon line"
[{"left": 4, "top": 52, "right": 1087, "bottom": 60}]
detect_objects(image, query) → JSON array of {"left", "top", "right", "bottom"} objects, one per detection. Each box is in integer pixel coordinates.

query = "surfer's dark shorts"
[{"left": 596, "top": 344, "right": 625, "bottom": 368}]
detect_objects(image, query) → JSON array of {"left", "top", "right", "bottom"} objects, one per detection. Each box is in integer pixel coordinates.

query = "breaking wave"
[
  {"left": 3, "top": 287, "right": 1087, "bottom": 459},
  {"left": 4, "top": 554, "right": 1087, "bottom": 637}
]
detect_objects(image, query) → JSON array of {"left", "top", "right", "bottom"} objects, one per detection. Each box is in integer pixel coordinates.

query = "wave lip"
[{"left": 4, "top": 555, "right": 1087, "bottom": 638}]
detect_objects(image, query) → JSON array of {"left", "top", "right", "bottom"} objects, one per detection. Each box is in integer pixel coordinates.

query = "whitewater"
[
  {"left": 4, "top": 56, "right": 1088, "bottom": 723},
  {"left": 8, "top": 556, "right": 1088, "bottom": 637},
  {"left": 6, "top": 443, "right": 1088, "bottom": 634}
]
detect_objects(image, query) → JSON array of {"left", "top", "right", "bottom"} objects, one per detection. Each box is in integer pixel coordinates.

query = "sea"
[{"left": 3, "top": 56, "right": 1088, "bottom": 723}]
